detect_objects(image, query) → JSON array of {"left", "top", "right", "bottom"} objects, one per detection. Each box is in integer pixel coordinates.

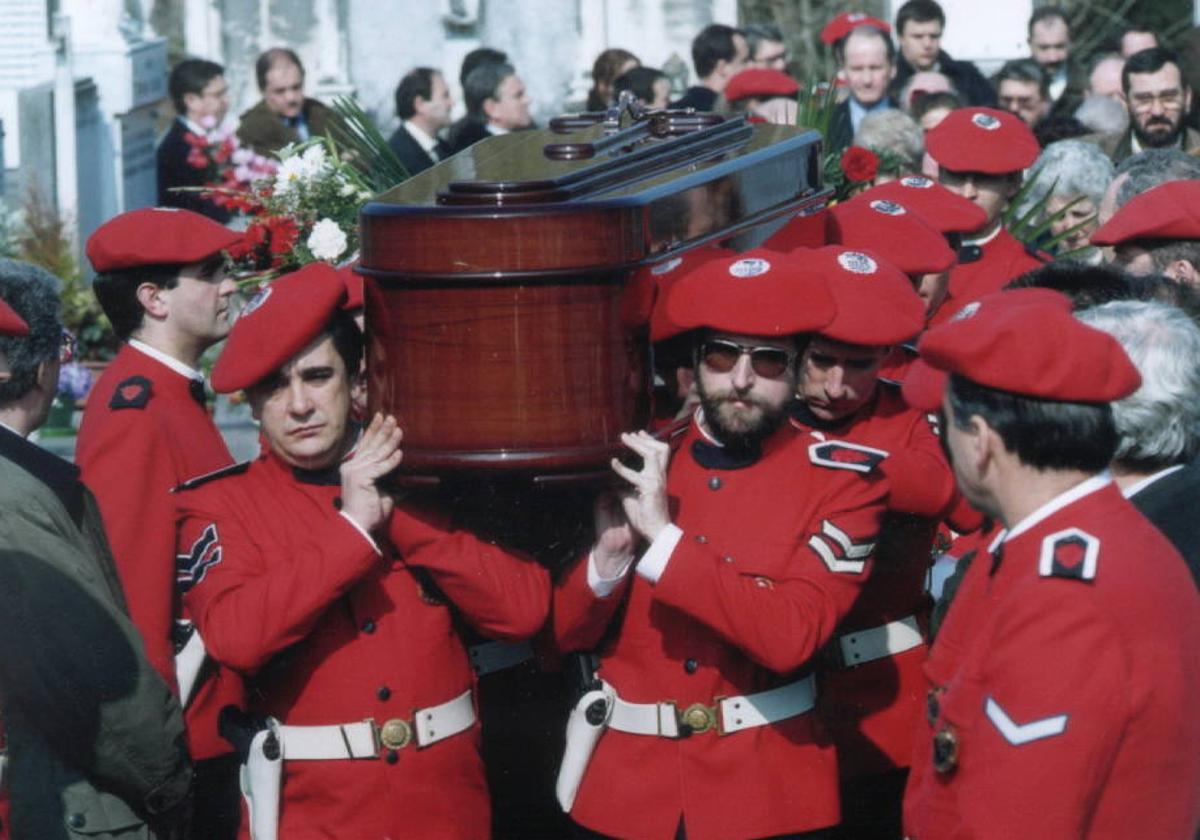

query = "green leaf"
[{"left": 328, "top": 96, "right": 410, "bottom": 193}]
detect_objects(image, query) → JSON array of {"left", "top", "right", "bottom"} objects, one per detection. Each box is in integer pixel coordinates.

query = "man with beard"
[
  {"left": 553, "top": 248, "right": 888, "bottom": 839},
  {"left": 1100, "top": 47, "right": 1199, "bottom": 163}
]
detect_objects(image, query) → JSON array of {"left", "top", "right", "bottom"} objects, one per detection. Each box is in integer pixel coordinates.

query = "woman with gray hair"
[
  {"left": 1077, "top": 299, "right": 1200, "bottom": 576},
  {"left": 853, "top": 109, "right": 924, "bottom": 181},
  {"left": 1020, "top": 139, "right": 1114, "bottom": 262}
]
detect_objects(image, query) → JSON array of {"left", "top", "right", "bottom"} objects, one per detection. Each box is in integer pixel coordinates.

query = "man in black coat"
[
  {"left": 157, "top": 58, "right": 232, "bottom": 222},
  {"left": 829, "top": 24, "right": 898, "bottom": 154},
  {"left": 670, "top": 23, "right": 748, "bottom": 112},
  {"left": 447, "top": 61, "right": 532, "bottom": 155},
  {"left": 388, "top": 67, "right": 454, "bottom": 177},
  {"left": 890, "top": 0, "right": 995, "bottom": 108}
]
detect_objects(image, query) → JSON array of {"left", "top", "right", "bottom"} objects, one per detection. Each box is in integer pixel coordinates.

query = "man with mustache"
[
  {"left": 1100, "top": 47, "right": 1199, "bottom": 163},
  {"left": 553, "top": 248, "right": 888, "bottom": 839},
  {"left": 77, "top": 208, "right": 244, "bottom": 839}
]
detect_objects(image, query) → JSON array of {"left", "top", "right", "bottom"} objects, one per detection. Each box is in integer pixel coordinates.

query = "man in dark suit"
[
  {"left": 447, "top": 61, "right": 532, "bottom": 155},
  {"left": 236, "top": 48, "right": 339, "bottom": 157},
  {"left": 1079, "top": 299, "right": 1200, "bottom": 583},
  {"left": 670, "top": 23, "right": 748, "bottom": 112},
  {"left": 388, "top": 68, "right": 454, "bottom": 176},
  {"left": 157, "top": 58, "right": 232, "bottom": 222},
  {"left": 891, "top": 0, "right": 995, "bottom": 107},
  {"left": 829, "top": 24, "right": 897, "bottom": 154}
]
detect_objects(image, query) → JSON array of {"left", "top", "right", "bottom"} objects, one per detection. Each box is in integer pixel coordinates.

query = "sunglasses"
[{"left": 700, "top": 339, "right": 795, "bottom": 378}]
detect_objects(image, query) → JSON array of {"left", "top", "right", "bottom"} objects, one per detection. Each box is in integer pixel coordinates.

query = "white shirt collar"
[
  {"left": 694, "top": 407, "right": 723, "bottom": 446},
  {"left": 1122, "top": 464, "right": 1186, "bottom": 499},
  {"left": 128, "top": 340, "right": 203, "bottom": 382},
  {"left": 403, "top": 120, "right": 440, "bottom": 155},
  {"left": 180, "top": 116, "right": 214, "bottom": 137},
  {"left": 992, "top": 472, "right": 1112, "bottom": 550},
  {"left": 486, "top": 124, "right": 510, "bottom": 136},
  {"left": 963, "top": 223, "right": 1004, "bottom": 247}
]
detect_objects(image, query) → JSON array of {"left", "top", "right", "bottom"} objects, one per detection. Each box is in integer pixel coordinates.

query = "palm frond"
[{"left": 328, "top": 95, "right": 410, "bottom": 193}]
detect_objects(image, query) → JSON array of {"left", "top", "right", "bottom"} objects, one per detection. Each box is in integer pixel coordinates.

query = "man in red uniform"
[
  {"left": 176, "top": 264, "right": 550, "bottom": 838},
  {"left": 901, "top": 288, "right": 1200, "bottom": 838},
  {"left": 554, "top": 248, "right": 889, "bottom": 839},
  {"left": 77, "top": 207, "right": 244, "bottom": 838},
  {"left": 924, "top": 107, "right": 1047, "bottom": 325},
  {"left": 783, "top": 244, "right": 957, "bottom": 839}
]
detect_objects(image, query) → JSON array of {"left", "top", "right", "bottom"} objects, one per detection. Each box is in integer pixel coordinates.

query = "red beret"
[
  {"left": 925, "top": 108, "right": 1039, "bottom": 175},
  {"left": 725, "top": 69, "right": 800, "bottom": 102},
  {"left": 0, "top": 298, "right": 28, "bottom": 336},
  {"left": 828, "top": 198, "right": 957, "bottom": 275},
  {"left": 664, "top": 247, "right": 836, "bottom": 337},
  {"left": 639, "top": 246, "right": 728, "bottom": 342},
  {"left": 760, "top": 208, "right": 829, "bottom": 252},
  {"left": 902, "top": 288, "right": 1141, "bottom": 410},
  {"left": 211, "top": 263, "right": 348, "bottom": 393},
  {"left": 796, "top": 246, "right": 925, "bottom": 346},
  {"left": 86, "top": 208, "right": 242, "bottom": 273},
  {"left": 338, "top": 263, "right": 364, "bottom": 311},
  {"left": 856, "top": 177, "right": 987, "bottom": 234},
  {"left": 1090, "top": 180, "right": 1200, "bottom": 247},
  {"left": 820, "top": 12, "right": 891, "bottom": 45}
]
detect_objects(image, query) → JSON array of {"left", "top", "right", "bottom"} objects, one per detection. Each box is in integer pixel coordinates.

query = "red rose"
[
  {"left": 840, "top": 146, "right": 879, "bottom": 182},
  {"left": 265, "top": 217, "right": 299, "bottom": 256}
]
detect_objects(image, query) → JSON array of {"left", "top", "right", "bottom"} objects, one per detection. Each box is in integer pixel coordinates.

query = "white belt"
[
  {"left": 468, "top": 640, "right": 534, "bottom": 677},
  {"left": 275, "top": 689, "right": 475, "bottom": 759},
  {"left": 836, "top": 615, "right": 924, "bottom": 668},
  {"left": 608, "top": 675, "right": 816, "bottom": 737}
]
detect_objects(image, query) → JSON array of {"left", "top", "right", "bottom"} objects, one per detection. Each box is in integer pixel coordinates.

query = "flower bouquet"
[{"left": 183, "top": 121, "right": 277, "bottom": 213}]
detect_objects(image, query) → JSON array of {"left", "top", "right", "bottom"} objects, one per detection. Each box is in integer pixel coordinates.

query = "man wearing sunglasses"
[
  {"left": 553, "top": 248, "right": 889, "bottom": 839},
  {"left": 76, "top": 208, "right": 244, "bottom": 839}
]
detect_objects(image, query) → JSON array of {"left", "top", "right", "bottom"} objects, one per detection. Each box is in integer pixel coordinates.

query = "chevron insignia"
[
  {"left": 808, "top": 519, "right": 875, "bottom": 573},
  {"left": 985, "top": 697, "right": 1068, "bottom": 745},
  {"left": 808, "top": 440, "right": 889, "bottom": 473},
  {"left": 176, "top": 524, "right": 222, "bottom": 593},
  {"left": 1038, "top": 528, "right": 1099, "bottom": 582}
]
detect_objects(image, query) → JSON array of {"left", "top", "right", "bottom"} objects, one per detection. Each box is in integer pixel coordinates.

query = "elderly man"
[
  {"left": 1079, "top": 299, "right": 1200, "bottom": 579},
  {"left": 0, "top": 260, "right": 193, "bottom": 839},
  {"left": 743, "top": 23, "right": 787, "bottom": 71},
  {"left": 77, "top": 208, "right": 244, "bottom": 839},
  {"left": 829, "top": 25, "right": 897, "bottom": 153},
  {"left": 236, "top": 48, "right": 338, "bottom": 156},
  {"left": 1100, "top": 47, "right": 1198, "bottom": 163},
  {"left": 901, "top": 288, "right": 1200, "bottom": 838},
  {"left": 387, "top": 67, "right": 454, "bottom": 176},
  {"left": 1092, "top": 180, "right": 1200, "bottom": 286},
  {"left": 447, "top": 61, "right": 533, "bottom": 154},
  {"left": 176, "top": 264, "right": 549, "bottom": 838},
  {"left": 925, "top": 107, "right": 1047, "bottom": 324},
  {"left": 994, "top": 60, "right": 1052, "bottom": 128},
  {"left": 671, "top": 24, "right": 749, "bottom": 112},
  {"left": 553, "top": 248, "right": 888, "bottom": 839},
  {"left": 891, "top": 0, "right": 995, "bottom": 107}
]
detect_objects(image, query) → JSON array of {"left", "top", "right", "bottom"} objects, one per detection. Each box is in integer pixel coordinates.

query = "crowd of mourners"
[{"left": 1, "top": 2, "right": 1199, "bottom": 839}]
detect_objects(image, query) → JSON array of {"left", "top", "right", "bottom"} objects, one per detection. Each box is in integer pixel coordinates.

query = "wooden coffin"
[{"left": 359, "top": 109, "right": 828, "bottom": 479}]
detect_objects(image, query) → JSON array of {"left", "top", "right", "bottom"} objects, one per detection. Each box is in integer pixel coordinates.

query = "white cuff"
[
  {"left": 587, "top": 550, "right": 633, "bottom": 598},
  {"left": 339, "top": 510, "right": 381, "bottom": 555},
  {"left": 635, "top": 523, "right": 684, "bottom": 584}
]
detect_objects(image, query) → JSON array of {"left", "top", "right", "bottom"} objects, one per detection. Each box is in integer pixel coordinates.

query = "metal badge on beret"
[
  {"left": 837, "top": 251, "right": 878, "bottom": 274},
  {"left": 869, "top": 199, "right": 906, "bottom": 216},
  {"left": 900, "top": 176, "right": 935, "bottom": 189},
  {"left": 971, "top": 112, "right": 1001, "bottom": 130},
  {"left": 728, "top": 257, "right": 771, "bottom": 278}
]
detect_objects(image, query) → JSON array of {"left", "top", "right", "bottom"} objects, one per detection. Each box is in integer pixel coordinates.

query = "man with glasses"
[
  {"left": 1101, "top": 47, "right": 1199, "bottom": 163},
  {"left": 76, "top": 208, "right": 243, "bottom": 840},
  {"left": 553, "top": 248, "right": 888, "bottom": 839},
  {"left": 0, "top": 260, "right": 193, "bottom": 839}
]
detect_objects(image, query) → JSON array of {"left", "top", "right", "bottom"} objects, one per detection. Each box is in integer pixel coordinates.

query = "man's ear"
[
  {"left": 136, "top": 282, "right": 170, "bottom": 321},
  {"left": 971, "top": 414, "right": 1002, "bottom": 476},
  {"left": 482, "top": 96, "right": 499, "bottom": 122},
  {"left": 1165, "top": 259, "right": 1200, "bottom": 288}
]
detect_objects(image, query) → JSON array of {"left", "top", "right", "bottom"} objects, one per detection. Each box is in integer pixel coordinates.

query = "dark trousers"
[
  {"left": 835, "top": 768, "right": 908, "bottom": 840},
  {"left": 189, "top": 754, "right": 241, "bottom": 840}
]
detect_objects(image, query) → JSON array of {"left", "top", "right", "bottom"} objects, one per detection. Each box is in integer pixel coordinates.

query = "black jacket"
[
  {"left": 446, "top": 118, "right": 492, "bottom": 155},
  {"left": 386, "top": 123, "right": 449, "bottom": 177},
  {"left": 893, "top": 49, "right": 997, "bottom": 108},
  {"left": 155, "top": 119, "right": 231, "bottom": 222},
  {"left": 670, "top": 86, "right": 718, "bottom": 112},
  {"left": 1128, "top": 460, "right": 1200, "bottom": 586}
]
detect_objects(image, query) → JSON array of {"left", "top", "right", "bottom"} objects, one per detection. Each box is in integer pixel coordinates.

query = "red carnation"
[
  {"left": 265, "top": 216, "right": 299, "bottom": 256},
  {"left": 227, "top": 223, "right": 267, "bottom": 261},
  {"left": 186, "top": 148, "right": 209, "bottom": 170},
  {"left": 840, "top": 146, "right": 879, "bottom": 182}
]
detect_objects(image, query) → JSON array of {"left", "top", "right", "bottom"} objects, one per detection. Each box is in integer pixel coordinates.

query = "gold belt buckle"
[
  {"left": 679, "top": 702, "right": 717, "bottom": 735},
  {"left": 377, "top": 717, "right": 414, "bottom": 751}
]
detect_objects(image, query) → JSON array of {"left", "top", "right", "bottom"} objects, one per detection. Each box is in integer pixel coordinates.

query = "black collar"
[
  {"left": 0, "top": 425, "right": 85, "bottom": 525},
  {"left": 789, "top": 401, "right": 853, "bottom": 434},
  {"left": 690, "top": 438, "right": 761, "bottom": 470},
  {"left": 291, "top": 464, "right": 342, "bottom": 486}
]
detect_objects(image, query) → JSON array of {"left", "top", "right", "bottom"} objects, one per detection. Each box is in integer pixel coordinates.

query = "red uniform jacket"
[
  {"left": 930, "top": 229, "right": 1046, "bottom": 327},
  {"left": 904, "top": 478, "right": 1200, "bottom": 839},
  {"left": 75, "top": 342, "right": 241, "bottom": 760},
  {"left": 553, "top": 418, "right": 888, "bottom": 840},
  {"left": 791, "top": 384, "right": 958, "bottom": 779},
  {"left": 177, "top": 448, "right": 550, "bottom": 839}
]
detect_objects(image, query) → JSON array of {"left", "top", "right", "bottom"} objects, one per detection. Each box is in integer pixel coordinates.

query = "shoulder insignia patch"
[
  {"left": 985, "top": 696, "right": 1068, "bottom": 745},
  {"left": 809, "top": 440, "right": 890, "bottom": 473},
  {"left": 176, "top": 523, "right": 222, "bottom": 593},
  {"left": 173, "top": 461, "right": 252, "bottom": 493},
  {"left": 808, "top": 519, "right": 875, "bottom": 574},
  {"left": 109, "top": 375, "right": 153, "bottom": 410},
  {"left": 1038, "top": 527, "right": 1099, "bottom": 582}
]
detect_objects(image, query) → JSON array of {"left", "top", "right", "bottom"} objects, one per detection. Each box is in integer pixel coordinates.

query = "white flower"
[
  {"left": 273, "top": 155, "right": 308, "bottom": 196},
  {"left": 307, "top": 218, "right": 348, "bottom": 261},
  {"left": 299, "top": 144, "right": 330, "bottom": 178},
  {"left": 273, "top": 145, "right": 330, "bottom": 196}
]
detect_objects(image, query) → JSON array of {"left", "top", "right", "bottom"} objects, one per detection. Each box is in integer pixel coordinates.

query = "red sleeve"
[
  {"left": 77, "top": 413, "right": 181, "bottom": 685},
  {"left": 879, "top": 412, "right": 958, "bottom": 519},
  {"left": 946, "top": 591, "right": 1127, "bottom": 838},
  {"left": 391, "top": 507, "right": 550, "bottom": 641},
  {"left": 179, "top": 501, "right": 379, "bottom": 674},
  {"left": 651, "top": 473, "right": 888, "bottom": 674},
  {"left": 551, "top": 551, "right": 632, "bottom": 653}
]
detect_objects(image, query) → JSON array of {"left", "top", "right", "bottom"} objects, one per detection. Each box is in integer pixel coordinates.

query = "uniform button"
[
  {"left": 723, "top": 555, "right": 734, "bottom": 564},
  {"left": 361, "top": 619, "right": 376, "bottom": 634},
  {"left": 695, "top": 534, "right": 707, "bottom": 544},
  {"left": 385, "top": 749, "right": 399, "bottom": 764},
  {"left": 68, "top": 813, "right": 86, "bottom": 829},
  {"left": 377, "top": 686, "right": 392, "bottom": 701},
  {"left": 707, "top": 476, "right": 722, "bottom": 490},
  {"left": 332, "top": 496, "right": 343, "bottom": 510},
  {"left": 684, "top": 658, "right": 699, "bottom": 674}
]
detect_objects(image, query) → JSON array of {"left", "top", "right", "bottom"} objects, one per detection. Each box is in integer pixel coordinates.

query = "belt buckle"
[
  {"left": 376, "top": 717, "right": 414, "bottom": 751},
  {"left": 678, "top": 702, "right": 717, "bottom": 736}
]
